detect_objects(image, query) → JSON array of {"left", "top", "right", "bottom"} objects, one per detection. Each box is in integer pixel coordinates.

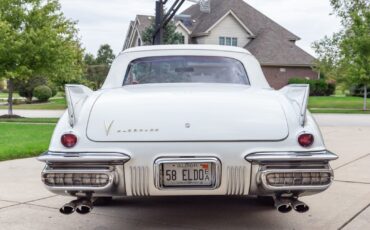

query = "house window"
[
  {"left": 219, "top": 37, "right": 238, "bottom": 46},
  {"left": 138, "top": 38, "right": 142, "bottom": 46},
  {"left": 219, "top": 37, "right": 225, "bottom": 45},
  {"left": 179, "top": 35, "right": 185, "bottom": 44}
]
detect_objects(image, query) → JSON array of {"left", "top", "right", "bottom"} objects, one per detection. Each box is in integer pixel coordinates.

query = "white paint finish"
[
  {"left": 87, "top": 84, "right": 289, "bottom": 142},
  {"left": 44, "top": 45, "right": 331, "bottom": 197},
  {"left": 196, "top": 14, "right": 251, "bottom": 47}
]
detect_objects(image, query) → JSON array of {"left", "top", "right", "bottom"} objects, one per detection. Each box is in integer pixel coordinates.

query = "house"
[{"left": 123, "top": 0, "right": 318, "bottom": 89}]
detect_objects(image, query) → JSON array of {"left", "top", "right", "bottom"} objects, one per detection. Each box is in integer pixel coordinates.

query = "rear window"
[{"left": 123, "top": 56, "right": 249, "bottom": 85}]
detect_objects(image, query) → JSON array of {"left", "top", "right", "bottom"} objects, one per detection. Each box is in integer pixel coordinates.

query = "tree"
[
  {"left": 96, "top": 44, "right": 115, "bottom": 65},
  {"left": 142, "top": 20, "right": 184, "bottom": 45},
  {"left": 313, "top": 0, "right": 370, "bottom": 110},
  {"left": 0, "top": 0, "right": 84, "bottom": 116},
  {"left": 83, "top": 45, "right": 115, "bottom": 90}
]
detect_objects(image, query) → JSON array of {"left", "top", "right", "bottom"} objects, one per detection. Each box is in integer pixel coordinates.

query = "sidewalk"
[{"left": 0, "top": 110, "right": 65, "bottom": 118}]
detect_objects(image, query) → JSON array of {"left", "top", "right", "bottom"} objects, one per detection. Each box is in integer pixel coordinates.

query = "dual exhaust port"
[
  {"left": 274, "top": 197, "right": 309, "bottom": 213},
  {"left": 60, "top": 198, "right": 93, "bottom": 215}
]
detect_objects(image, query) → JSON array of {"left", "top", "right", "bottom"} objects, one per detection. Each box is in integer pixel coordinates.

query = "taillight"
[
  {"left": 298, "top": 133, "right": 314, "bottom": 147},
  {"left": 61, "top": 134, "right": 77, "bottom": 148}
]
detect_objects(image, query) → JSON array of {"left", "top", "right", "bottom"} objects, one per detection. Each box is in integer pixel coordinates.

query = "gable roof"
[
  {"left": 181, "top": 0, "right": 315, "bottom": 66},
  {"left": 182, "top": 0, "right": 299, "bottom": 40}
]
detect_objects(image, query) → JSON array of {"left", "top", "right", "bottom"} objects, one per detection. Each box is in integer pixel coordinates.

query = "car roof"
[{"left": 121, "top": 45, "right": 252, "bottom": 55}]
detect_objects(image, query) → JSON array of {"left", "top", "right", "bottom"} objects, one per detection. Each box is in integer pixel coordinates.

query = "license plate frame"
[{"left": 154, "top": 157, "right": 221, "bottom": 190}]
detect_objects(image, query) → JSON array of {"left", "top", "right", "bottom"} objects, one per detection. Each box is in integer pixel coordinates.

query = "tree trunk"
[
  {"left": 364, "top": 84, "right": 368, "bottom": 111},
  {"left": 7, "top": 79, "right": 14, "bottom": 116}
]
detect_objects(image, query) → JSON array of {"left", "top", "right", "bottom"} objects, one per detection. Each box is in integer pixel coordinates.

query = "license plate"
[{"left": 162, "top": 162, "right": 213, "bottom": 187}]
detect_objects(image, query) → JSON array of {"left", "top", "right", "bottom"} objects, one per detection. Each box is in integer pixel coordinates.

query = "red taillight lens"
[
  {"left": 61, "top": 134, "right": 77, "bottom": 148},
  {"left": 298, "top": 133, "right": 314, "bottom": 147}
]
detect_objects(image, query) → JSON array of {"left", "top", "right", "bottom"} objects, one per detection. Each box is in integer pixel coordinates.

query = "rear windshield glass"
[{"left": 123, "top": 56, "right": 249, "bottom": 85}]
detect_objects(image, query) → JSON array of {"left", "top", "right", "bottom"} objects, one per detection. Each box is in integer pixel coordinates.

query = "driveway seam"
[
  {"left": 334, "top": 180, "right": 370, "bottom": 185},
  {"left": 0, "top": 195, "right": 57, "bottom": 210},
  {"left": 334, "top": 153, "right": 370, "bottom": 170},
  {"left": 338, "top": 203, "right": 370, "bottom": 229}
]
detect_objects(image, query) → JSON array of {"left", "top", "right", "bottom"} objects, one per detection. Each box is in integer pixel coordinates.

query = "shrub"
[
  {"left": 288, "top": 78, "right": 336, "bottom": 96},
  {"left": 349, "top": 84, "right": 370, "bottom": 98},
  {"left": 0, "top": 79, "right": 6, "bottom": 91},
  {"left": 17, "top": 76, "right": 46, "bottom": 102},
  {"left": 33, "top": 85, "right": 52, "bottom": 102},
  {"left": 47, "top": 82, "right": 58, "bottom": 97}
]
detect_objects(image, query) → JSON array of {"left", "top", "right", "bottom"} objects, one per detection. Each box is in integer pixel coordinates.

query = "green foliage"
[
  {"left": 83, "top": 44, "right": 115, "bottom": 90},
  {"left": 313, "top": 0, "right": 370, "bottom": 109},
  {"left": 349, "top": 84, "right": 370, "bottom": 98},
  {"left": 16, "top": 76, "right": 46, "bottom": 102},
  {"left": 96, "top": 44, "right": 115, "bottom": 65},
  {"left": 47, "top": 82, "right": 58, "bottom": 97},
  {"left": 142, "top": 21, "right": 184, "bottom": 45},
  {"left": 288, "top": 78, "right": 336, "bottom": 96},
  {"left": 0, "top": 0, "right": 84, "bottom": 114},
  {"left": 0, "top": 79, "right": 5, "bottom": 90},
  {"left": 33, "top": 85, "right": 52, "bottom": 102},
  {"left": 85, "top": 64, "right": 110, "bottom": 90}
]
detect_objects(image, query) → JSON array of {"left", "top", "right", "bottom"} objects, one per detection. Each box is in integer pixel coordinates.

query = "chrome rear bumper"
[
  {"left": 38, "top": 152, "right": 130, "bottom": 197},
  {"left": 246, "top": 150, "right": 338, "bottom": 196}
]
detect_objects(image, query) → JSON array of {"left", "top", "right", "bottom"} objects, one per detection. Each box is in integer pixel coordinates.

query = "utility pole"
[
  {"left": 153, "top": 0, "right": 164, "bottom": 45},
  {"left": 152, "top": 0, "right": 210, "bottom": 45}
]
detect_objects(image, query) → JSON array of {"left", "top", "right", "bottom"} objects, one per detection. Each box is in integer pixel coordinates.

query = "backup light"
[
  {"left": 266, "top": 172, "right": 331, "bottom": 187},
  {"left": 61, "top": 134, "right": 77, "bottom": 148},
  {"left": 43, "top": 173, "right": 109, "bottom": 187}
]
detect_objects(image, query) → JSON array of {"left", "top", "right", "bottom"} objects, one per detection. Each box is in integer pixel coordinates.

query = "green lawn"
[
  {"left": 308, "top": 96, "right": 370, "bottom": 114},
  {"left": 0, "top": 97, "right": 66, "bottom": 110},
  {"left": 0, "top": 123, "right": 55, "bottom": 161},
  {"left": 0, "top": 93, "right": 8, "bottom": 98},
  {"left": 0, "top": 118, "right": 59, "bottom": 123}
]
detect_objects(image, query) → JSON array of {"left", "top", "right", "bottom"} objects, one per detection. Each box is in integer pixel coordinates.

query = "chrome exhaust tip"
[
  {"left": 59, "top": 200, "right": 78, "bottom": 215},
  {"left": 76, "top": 199, "right": 93, "bottom": 215},
  {"left": 292, "top": 199, "right": 309, "bottom": 213},
  {"left": 273, "top": 197, "right": 292, "bottom": 213}
]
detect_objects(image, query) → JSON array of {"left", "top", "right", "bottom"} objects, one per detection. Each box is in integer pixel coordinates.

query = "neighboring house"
[{"left": 123, "top": 0, "right": 318, "bottom": 89}]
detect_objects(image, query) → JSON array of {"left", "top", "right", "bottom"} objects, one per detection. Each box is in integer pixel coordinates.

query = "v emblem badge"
[{"left": 104, "top": 120, "right": 114, "bottom": 136}]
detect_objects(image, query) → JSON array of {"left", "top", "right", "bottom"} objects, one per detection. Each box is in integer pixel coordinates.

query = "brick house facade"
[{"left": 123, "top": 0, "right": 318, "bottom": 89}]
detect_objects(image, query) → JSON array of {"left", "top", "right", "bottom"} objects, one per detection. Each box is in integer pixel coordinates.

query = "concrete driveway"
[{"left": 0, "top": 114, "right": 369, "bottom": 229}]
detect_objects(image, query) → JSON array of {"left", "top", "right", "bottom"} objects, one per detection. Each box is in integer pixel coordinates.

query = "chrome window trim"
[
  {"left": 245, "top": 150, "right": 338, "bottom": 163},
  {"left": 153, "top": 157, "right": 222, "bottom": 190}
]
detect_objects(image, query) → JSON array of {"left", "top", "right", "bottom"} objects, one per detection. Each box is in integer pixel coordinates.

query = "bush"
[
  {"left": 288, "top": 78, "right": 336, "bottom": 96},
  {"left": 0, "top": 79, "right": 6, "bottom": 91},
  {"left": 33, "top": 85, "right": 52, "bottom": 102},
  {"left": 47, "top": 82, "right": 58, "bottom": 97},
  {"left": 17, "top": 76, "right": 46, "bottom": 102},
  {"left": 349, "top": 84, "right": 370, "bottom": 98}
]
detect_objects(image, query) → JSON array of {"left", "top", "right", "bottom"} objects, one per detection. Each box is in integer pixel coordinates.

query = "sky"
[{"left": 59, "top": 0, "right": 342, "bottom": 57}]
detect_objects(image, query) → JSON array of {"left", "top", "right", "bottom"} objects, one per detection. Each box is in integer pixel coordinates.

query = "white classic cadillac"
[{"left": 38, "top": 45, "right": 338, "bottom": 215}]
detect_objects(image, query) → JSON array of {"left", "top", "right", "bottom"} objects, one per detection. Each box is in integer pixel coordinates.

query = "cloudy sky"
[{"left": 59, "top": 0, "right": 342, "bottom": 57}]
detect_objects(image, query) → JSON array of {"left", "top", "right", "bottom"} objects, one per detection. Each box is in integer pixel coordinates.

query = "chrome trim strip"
[
  {"left": 259, "top": 168, "right": 334, "bottom": 191},
  {"left": 41, "top": 167, "right": 115, "bottom": 192},
  {"left": 153, "top": 157, "right": 222, "bottom": 190},
  {"left": 38, "top": 151, "right": 130, "bottom": 164},
  {"left": 245, "top": 150, "right": 338, "bottom": 163}
]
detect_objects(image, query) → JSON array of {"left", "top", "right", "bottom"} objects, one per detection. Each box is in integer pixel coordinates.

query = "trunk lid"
[{"left": 86, "top": 84, "right": 288, "bottom": 142}]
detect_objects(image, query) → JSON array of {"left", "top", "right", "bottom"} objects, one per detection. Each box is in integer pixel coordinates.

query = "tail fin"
[
  {"left": 280, "top": 84, "right": 310, "bottom": 127},
  {"left": 65, "top": 85, "right": 93, "bottom": 127}
]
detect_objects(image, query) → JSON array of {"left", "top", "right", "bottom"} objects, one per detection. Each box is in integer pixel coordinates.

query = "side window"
[
  {"left": 232, "top": 38, "right": 238, "bottom": 46},
  {"left": 219, "top": 37, "right": 225, "bottom": 45}
]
